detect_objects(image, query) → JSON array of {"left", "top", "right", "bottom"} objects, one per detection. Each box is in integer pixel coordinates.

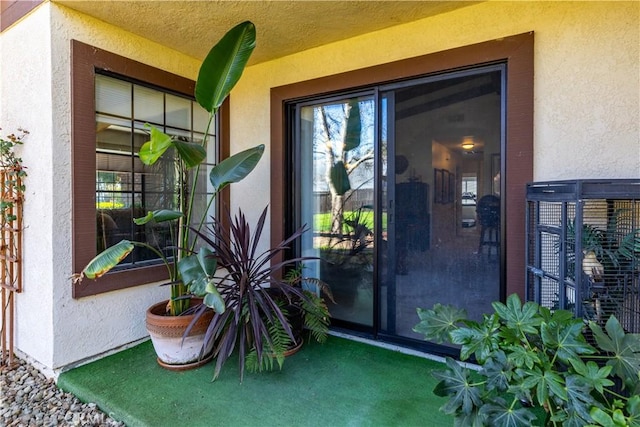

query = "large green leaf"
[
  {"left": 564, "top": 375, "right": 595, "bottom": 423},
  {"left": 540, "top": 319, "right": 595, "bottom": 362},
  {"left": 492, "top": 294, "right": 541, "bottom": 338},
  {"left": 209, "top": 144, "right": 264, "bottom": 191},
  {"left": 589, "top": 316, "right": 640, "bottom": 386},
  {"left": 450, "top": 314, "right": 501, "bottom": 362},
  {"left": 177, "top": 249, "right": 225, "bottom": 314},
  {"left": 519, "top": 367, "right": 567, "bottom": 406},
  {"left": 433, "top": 357, "right": 483, "bottom": 415},
  {"left": 343, "top": 100, "right": 361, "bottom": 152},
  {"left": 479, "top": 397, "right": 537, "bottom": 427},
  {"left": 140, "top": 125, "right": 206, "bottom": 168},
  {"left": 177, "top": 248, "right": 216, "bottom": 293},
  {"left": 413, "top": 303, "right": 467, "bottom": 344},
  {"left": 627, "top": 395, "right": 640, "bottom": 427},
  {"left": 454, "top": 408, "right": 488, "bottom": 427},
  {"left": 133, "top": 209, "right": 182, "bottom": 225},
  {"left": 507, "top": 343, "right": 541, "bottom": 370},
  {"left": 80, "top": 240, "right": 134, "bottom": 280},
  {"left": 172, "top": 139, "right": 207, "bottom": 169},
  {"left": 139, "top": 125, "right": 173, "bottom": 165},
  {"left": 195, "top": 21, "right": 256, "bottom": 113},
  {"left": 618, "top": 229, "right": 640, "bottom": 259},
  {"left": 482, "top": 350, "right": 512, "bottom": 392},
  {"left": 203, "top": 283, "right": 225, "bottom": 317},
  {"left": 568, "top": 359, "right": 613, "bottom": 394}
]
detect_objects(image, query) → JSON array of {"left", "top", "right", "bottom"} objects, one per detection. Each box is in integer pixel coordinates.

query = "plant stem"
[
  {"left": 545, "top": 400, "right": 558, "bottom": 427},
  {"left": 185, "top": 113, "right": 215, "bottom": 254},
  {"left": 603, "top": 388, "right": 628, "bottom": 401}
]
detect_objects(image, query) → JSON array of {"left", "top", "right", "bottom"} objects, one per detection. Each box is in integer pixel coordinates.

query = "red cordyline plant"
[{"left": 189, "top": 205, "right": 331, "bottom": 381}]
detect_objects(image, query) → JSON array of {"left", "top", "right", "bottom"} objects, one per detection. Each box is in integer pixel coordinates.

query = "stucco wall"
[
  {"left": 1, "top": 3, "right": 202, "bottom": 373},
  {"left": 0, "top": 3, "right": 55, "bottom": 370},
  {"left": 2, "top": 1, "right": 638, "bottom": 373},
  {"left": 231, "top": 0, "right": 639, "bottom": 220}
]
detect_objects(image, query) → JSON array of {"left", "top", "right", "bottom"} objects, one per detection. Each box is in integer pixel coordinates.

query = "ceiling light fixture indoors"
[{"left": 461, "top": 136, "right": 475, "bottom": 150}]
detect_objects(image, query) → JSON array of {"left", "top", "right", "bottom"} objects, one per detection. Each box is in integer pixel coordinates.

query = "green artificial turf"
[{"left": 58, "top": 336, "right": 451, "bottom": 427}]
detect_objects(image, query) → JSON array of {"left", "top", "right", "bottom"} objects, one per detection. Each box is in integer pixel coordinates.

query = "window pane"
[
  {"left": 95, "top": 75, "right": 131, "bottom": 117},
  {"left": 299, "top": 97, "right": 376, "bottom": 327},
  {"left": 134, "top": 85, "right": 163, "bottom": 124},
  {"left": 132, "top": 121, "right": 151, "bottom": 153},
  {"left": 166, "top": 94, "right": 191, "bottom": 129},
  {"left": 96, "top": 116, "right": 132, "bottom": 154},
  {"left": 193, "top": 104, "right": 211, "bottom": 133},
  {"left": 166, "top": 127, "right": 190, "bottom": 140}
]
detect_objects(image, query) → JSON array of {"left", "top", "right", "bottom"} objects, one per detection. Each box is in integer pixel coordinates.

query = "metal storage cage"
[{"left": 526, "top": 180, "right": 640, "bottom": 332}]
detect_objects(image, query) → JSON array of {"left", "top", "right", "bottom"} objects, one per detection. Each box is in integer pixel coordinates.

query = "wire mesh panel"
[{"left": 526, "top": 180, "right": 640, "bottom": 332}]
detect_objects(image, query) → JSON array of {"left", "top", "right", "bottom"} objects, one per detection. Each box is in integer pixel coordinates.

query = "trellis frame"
[{"left": 0, "top": 164, "right": 24, "bottom": 368}]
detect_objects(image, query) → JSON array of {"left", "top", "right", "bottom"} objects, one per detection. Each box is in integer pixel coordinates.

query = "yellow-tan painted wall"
[{"left": 231, "top": 1, "right": 639, "bottom": 220}]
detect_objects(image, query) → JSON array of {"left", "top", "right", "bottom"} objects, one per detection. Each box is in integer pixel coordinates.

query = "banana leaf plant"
[{"left": 73, "top": 21, "right": 262, "bottom": 316}]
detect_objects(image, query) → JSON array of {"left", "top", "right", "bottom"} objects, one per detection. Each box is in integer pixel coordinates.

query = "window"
[
  {"left": 94, "top": 74, "right": 214, "bottom": 266},
  {"left": 72, "top": 41, "right": 229, "bottom": 298}
]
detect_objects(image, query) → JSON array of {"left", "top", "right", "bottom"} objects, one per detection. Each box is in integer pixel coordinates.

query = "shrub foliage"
[{"left": 414, "top": 294, "right": 640, "bottom": 426}]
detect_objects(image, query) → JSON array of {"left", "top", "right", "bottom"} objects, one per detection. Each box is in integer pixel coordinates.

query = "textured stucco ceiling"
[{"left": 54, "top": 1, "right": 479, "bottom": 64}]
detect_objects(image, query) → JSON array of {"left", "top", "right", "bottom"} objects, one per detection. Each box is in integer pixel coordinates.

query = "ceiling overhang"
[{"left": 53, "top": 1, "right": 481, "bottom": 64}]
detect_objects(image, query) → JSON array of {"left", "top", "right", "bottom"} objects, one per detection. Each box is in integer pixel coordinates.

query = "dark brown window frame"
[
  {"left": 71, "top": 40, "right": 230, "bottom": 298},
  {"left": 270, "top": 32, "right": 533, "bottom": 299}
]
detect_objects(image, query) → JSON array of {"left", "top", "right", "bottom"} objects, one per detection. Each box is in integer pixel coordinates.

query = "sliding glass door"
[
  {"left": 293, "top": 64, "right": 505, "bottom": 346},
  {"left": 379, "top": 67, "right": 504, "bottom": 342},
  {"left": 297, "top": 94, "right": 376, "bottom": 327}
]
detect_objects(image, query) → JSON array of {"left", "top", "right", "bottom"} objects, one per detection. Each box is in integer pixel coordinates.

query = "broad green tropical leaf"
[
  {"left": 568, "top": 359, "right": 614, "bottom": 394},
  {"left": 139, "top": 126, "right": 206, "bottom": 169},
  {"left": 492, "top": 294, "right": 541, "bottom": 336},
  {"left": 172, "top": 139, "right": 207, "bottom": 168},
  {"left": 80, "top": 240, "right": 134, "bottom": 280},
  {"left": 618, "top": 229, "right": 640, "bottom": 259},
  {"left": 450, "top": 314, "right": 500, "bottom": 362},
  {"left": 414, "top": 304, "right": 467, "bottom": 344},
  {"left": 195, "top": 21, "right": 256, "bottom": 113},
  {"left": 479, "top": 397, "right": 537, "bottom": 427},
  {"left": 626, "top": 395, "right": 640, "bottom": 427},
  {"left": 482, "top": 350, "right": 512, "bottom": 392},
  {"left": 209, "top": 144, "right": 264, "bottom": 192},
  {"left": 343, "top": 100, "right": 361, "bottom": 152},
  {"left": 133, "top": 209, "right": 182, "bottom": 225},
  {"left": 541, "top": 319, "right": 595, "bottom": 362},
  {"left": 564, "top": 375, "right": 595, "bottom": 423},
  {"left": 507, "top": 343, "right": 541, "bottom": 369},
  {"left": 590, "top": 407, "right": 618, "bottom": 427},
  {"left": 139, "top": 125, "right": 173, "bottom": 165},
  {"left": 433, "top": 357, "right": 483, "bottom": 415},
  {"left": 453, "top": 408, "right": 488, "bottom": 427},
  {"left": 177, "top": 249, "right": 216, "bottom": 294},
  {"left": 178, "top": 249, "right": 225, "bottom": 313},
  {"left": 589, "top": 317, "right": 640, "bottom": 385},
  {"left": 520, "top": 367, "right": 567, "bottom": 406},
  {"left": 203, "top": 282, "right": 225, "bottom": 314},
  {"left": 330, "top": 161, "right": 351, "bottom": 196}
]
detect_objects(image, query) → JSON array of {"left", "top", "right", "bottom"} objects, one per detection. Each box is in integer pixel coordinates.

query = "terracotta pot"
[{"left": 145, "top": 299, "right": 215, "bottom": 370}]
